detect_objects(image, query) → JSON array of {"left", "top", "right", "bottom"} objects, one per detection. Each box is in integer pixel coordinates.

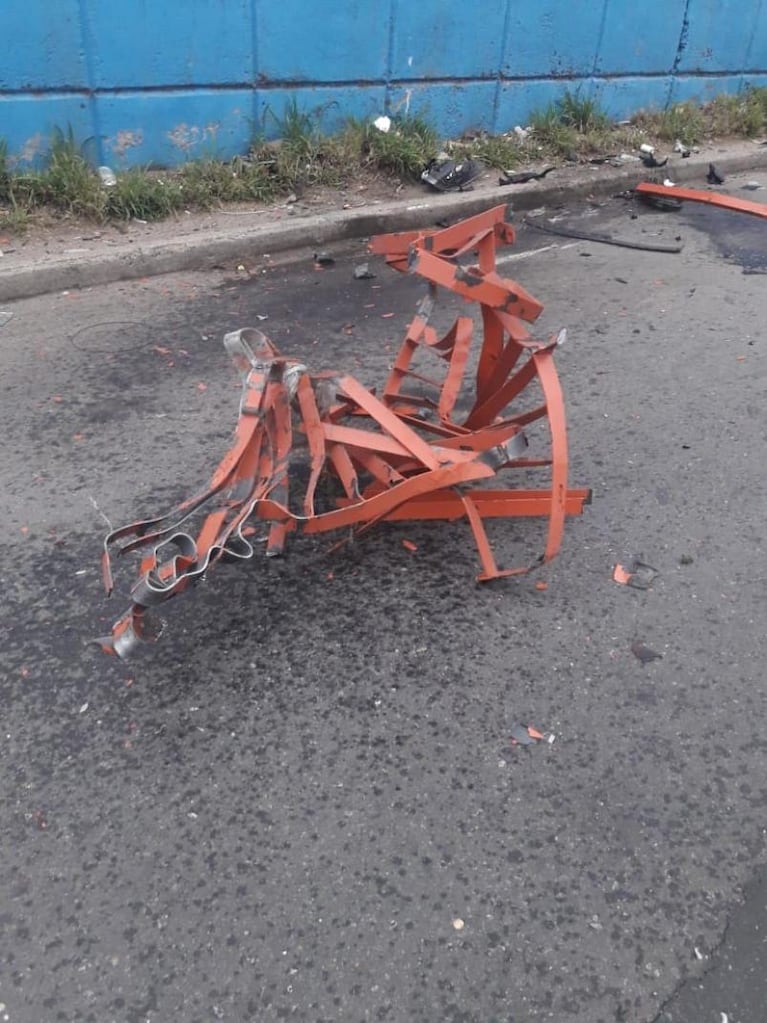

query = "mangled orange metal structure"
[{"left": 99, "top": 204, "right": 590, "bottom": 656}]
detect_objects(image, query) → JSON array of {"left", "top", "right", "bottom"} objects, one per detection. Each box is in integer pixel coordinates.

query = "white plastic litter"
[
  {"left": 98, "top": 165, "right": 117, "bottom": 187},
  {"left": 373, "top": 116, "right": 391, "bottom": 133}
]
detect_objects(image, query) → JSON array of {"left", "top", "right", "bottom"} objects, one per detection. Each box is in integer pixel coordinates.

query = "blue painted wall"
[{"left": 1, "top": 0, "right": 765, "bottom": 168}]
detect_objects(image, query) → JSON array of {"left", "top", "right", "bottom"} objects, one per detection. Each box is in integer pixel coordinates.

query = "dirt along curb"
[{"left": 1, "top": 142, "right": 766, "bottom": 303}]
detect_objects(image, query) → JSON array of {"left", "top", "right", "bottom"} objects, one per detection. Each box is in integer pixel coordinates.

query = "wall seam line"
[
  {"left": 492, "top": 0, "right": 513, "bottom": 133},
  {"left": 385, "top": 0, "right": 397, "bottom": 115},
  {"left": 741, "top": 0, "right": 764, "bottom": 93},
  {"left": 668, "top": 0, "right": 692, "bottom": 107},
  {"left": 251, "top": 0, "right": 261, "bottom": 138},
  {"left": 76, "top": 0, "right": 104, "bottom": 164}
]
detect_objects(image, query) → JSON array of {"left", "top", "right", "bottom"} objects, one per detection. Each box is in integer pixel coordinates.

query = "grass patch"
[
  {"left": 528, "top": 89, "right": 611, "bottom": 157},
  {"left": 0, "top": 86, "right": 765, "bottom": 233},
  {"left": 558, "top": 89, "right": 610, "bottom": 133},
  {"left": 528, "top": 105, "right": 579, "bottom": 157},
  {"left": 636, "top": 88, "right": 767, "bottom": 144},
  {"left": 340, "top": 114, "right": 440, "bottom": 178},
  {"left": 449, "top": 133, "right": 524, "bottom": 171},
  {"left": 106, "top": 171, "right": 184, "bottom": 220},
  {"left": 642, "top": 101, "right": 706, "bottom": 145},
  {"left": 708, "top": 88, "right": 767, "bottom": 136}
]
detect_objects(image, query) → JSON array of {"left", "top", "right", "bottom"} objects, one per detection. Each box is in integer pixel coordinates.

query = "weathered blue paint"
[
  {"left": 0, "top": 0, "right": 86, "bottom": 90},
  {"left": 504, "top": 2, "right": 606, "bottom": 78},
  {"left": 84, "top": 0, "right": 254, "bottom": 88},
  {"left": 257, "top": 2, "right": 389, "bottom": 83},
  {"left": 1, "top": 0, "right": 765, "bottom": 168},
  {"left": 97, "top": 91, "right": 255, "bottom": 167},
  {"left": 391, "top": 6, "right": 507, "bottom": 80}
]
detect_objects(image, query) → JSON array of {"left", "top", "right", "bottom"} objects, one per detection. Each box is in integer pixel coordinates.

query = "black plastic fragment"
[{"left": 631, "top": 641, "right": 663, "bottom": 665}]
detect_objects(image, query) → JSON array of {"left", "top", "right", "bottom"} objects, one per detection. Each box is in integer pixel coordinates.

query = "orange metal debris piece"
[
  {"left": 98, "top": 204, "right": 590, "bottom": 656},
  {"left": 635, "top": 182, "right": 767, "bottom": 220},
  {"left": 613, "top": 564, "right": 633, "bottom": 585}
]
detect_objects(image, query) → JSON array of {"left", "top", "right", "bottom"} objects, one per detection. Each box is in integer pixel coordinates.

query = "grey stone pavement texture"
[{"left": 1, "top": 154, "right": 767, "bottom": 1023}]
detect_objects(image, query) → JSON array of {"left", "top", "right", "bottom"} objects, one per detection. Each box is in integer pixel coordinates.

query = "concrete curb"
[{"left": 1, "top": 146, "right": 766, "bottom": 302}]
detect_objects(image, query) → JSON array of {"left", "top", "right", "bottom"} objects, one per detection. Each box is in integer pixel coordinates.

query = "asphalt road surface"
[{"left": 1, "top": 180, "right": 766, "bottom": 1023}]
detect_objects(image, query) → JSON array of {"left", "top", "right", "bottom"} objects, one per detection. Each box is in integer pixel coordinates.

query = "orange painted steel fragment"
[{"left": 635, "top": 182, "right": 767, "bottom": 221}]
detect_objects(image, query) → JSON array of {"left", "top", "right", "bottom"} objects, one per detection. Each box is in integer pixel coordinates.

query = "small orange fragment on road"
[
  {"left": 613, "top": 563, "right": 632, "bottom": 585},
  {"left": 197, "top": 382, "right": 208, "bottom": 392},
  {"left": 73, "top": 433, "right": 85, "bottom": 441},
  {"left": 402, "top": 539, "right": 418, "bottom": 552},
  {"left": 535, "top": 580, "right": 548, "bottom": 591},
  {"left": 52, "top": 395, "right": 63, "bottom": 403},
  {"left": 381, "top": 312, "right": 395, "bottom": 319},
  {"left": 527, "top": 726, "right": 545, "bottom": 740},
  {"left": 20, "top": 525, "right": 29, "bottom": 535},
  {"left": 736, "top": 355, "right": 747, "bottom": 362}
]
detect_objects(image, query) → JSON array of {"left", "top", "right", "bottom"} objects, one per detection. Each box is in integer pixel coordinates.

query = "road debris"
[
  {"left": 353, "top": 263, "right": 375, "bottom": 279},
  {"left": 421, "top": 158, "right": 483, "bottom": 192},
  {"left": 510, "top": 723, "right": 546, "bottom": 746},
  {"left": 635, "top": 182, "right": 767, "bottom": 221},
  {"left": 631, "top": 640, "right": 662, "bottom": 665},
  {"left": 524, "top": 217, "right": 683, "bottom": 254},
  {"left": 635, "top": 191, "right": 683, "bottom": 212},
  {"left": 452, "top": 918, "right": 465, "bottom": 931},
  {"left": 674, "top": 140, "right": 691, "bottom": 157},
  {"left": 97, "top": 205, "right": 590, "bottom": 656},
  {"left": 97, "top": 165, "right": 117, "bottom": 187},
  {"left": 373, "top": 115, "right": 391, "bottom": 133},
  {"left": 499, "top": 166, "right": 555, "bottom": 186},
  {"left": 640, "top": 151, "right": 668, "bottom": 169},
  {"left": 707, "top": 163, "right": 725, "bottom": 185},
  {"left": 0, "top": 310, "right": 14, "bottom": 328},
  {"left": 742, "top": 180, "right": 763, "bottom": 190},
  {"left": 314, "top": 251, "right": 335, "bottom": 267},
  {"left": 613, "top": 559, "right": 659, "bottom": 589}
]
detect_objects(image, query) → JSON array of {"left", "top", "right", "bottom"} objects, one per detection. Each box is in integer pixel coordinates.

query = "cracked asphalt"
[{"left": 1, "top": 181, "right": 766, "bottom": 1023}]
